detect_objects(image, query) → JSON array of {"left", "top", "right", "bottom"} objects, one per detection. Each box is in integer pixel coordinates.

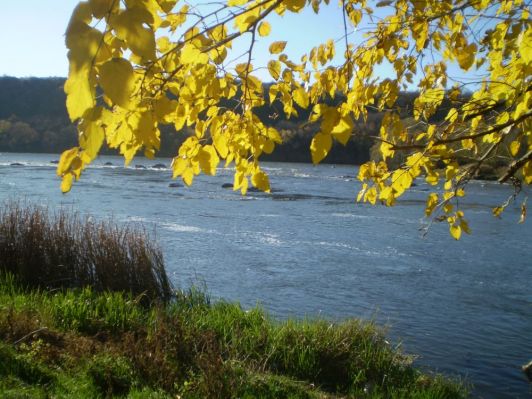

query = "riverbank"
[
  {"left": 0, "top": 274, "right": 467, "bottom": 398},
  {"left": 0, "top": 204, "right": 467, "bottom": 398}
]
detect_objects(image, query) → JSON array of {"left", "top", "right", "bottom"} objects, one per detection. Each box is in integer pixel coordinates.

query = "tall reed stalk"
[{"left": 0, "top": 202, "right": 171, "bottom": 302}]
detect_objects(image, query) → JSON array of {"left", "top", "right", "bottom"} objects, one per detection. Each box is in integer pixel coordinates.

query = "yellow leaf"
[
  {"left": 267, "top": 60, "right": 281, "bottom": 80},
  {"left": 79, "top": 118, "right": 105, "bottom": 161},
  {"left": 285, "top": 0, "right": 305, "bottom": 12},
  {"left": 496, "top": 112, "right": 509, "bottom": 125},
  {"left": 89, "top": 0, "right": 117, "bottom": 19},
  {"left": 258, "top": 21, "right": 271, "bottom": 37},
  {"left": 61, "top": 173, "right": 75, "bottom": 193},
  {"left": 228, "top": 0, "right": 248, "bottom": 5},
  {"left": 457, "top": 43, "right": 477, "bottom": 71},
  {"left": 213, "top": 134, "right": 229, "bottom": 158},
  {"left": 210, "top": 47, "right": 227, "bottom": 64},
  {"left": 425, "top": 173, "right": 439, "bottom": 185},
  {"left": 267, "top": 127, "right": 282, "bottom": 144},
  {"left": 524, "top": 161, "right": 532, "bottom": 184},
  {"left": 98, "top": 58, "right": 136, "bottom": 109},
  {"left": 235, "top": 63, "right": 250, "bottom": 76},
  {"left": 144, "top": 147, "right": 156, "bottom": 159},
  {"left": 445, "top": 108, "right": 458, "bottom": 123},
  {"left": 443, "top": 202, "right": 454, "bottom": 213},
  {"left": 64, "top": 17, "right": 101, "bottom": 121},
  {"left": 413, "top": 21, "right": 428, "bottom": 51},
  {"left": 158, "top": 0, "right": 177, "bottom": 13},
  {"left": 64, "top": 67, "right": 95, "bottom": 122},
  {"left": 180, "top": 42, "right": 209, "bottom": 65},
  {"left": 182, "top": 167, "right": 194, "bottom": 186},
  {"left": 234, "top": 8, "right": 259, "bottom": 32},
  {"left": 492, "top": 206, "right": 504, "bottom": 217},
  {"left": 357, "top": 184, "right": 366, "bottom": 202},
  {"left": 251, "top": 170, "right": 270, "bottom": 192},
  {"left": 293, "top": 87, "right": 309, "bottom": 109},
  {"left": 519, "top": 26, "right": 532, "bottom": 64},
  {"left": 460, "top": 218, "right": 471, "bottom": 234},
  {"left": 208, "top": 24, "right": 227, "bottom": 42},
  {"left": 171, "top": 157, "right": 187, "bottom": 178},
  {"left": 234, "top": 172, "right": 248, "bottom": 195},
  {"left": 422, "top": 88, "right": 445, "bottom": 104},
  {"left": 269, "top": 41, "right": 287, "bottom": 54},
  {"left": 155, "top": 96, "right": 178, "bottom": 123},
  {"left": 392, "top": 170, "right": 413, "bottom": 196},
  {"left": 449, "top": 224, "right": 462, "bottom": 240},
  {"left": 425, "top": 193, "right": 439, "bottom": 216},
  {"left": 310, "top": 132, "right": 332, "bottom": 164},
  {"left": 366, "top": 186, "right": 377, "bottom": 205},
  {"left": 198, "top": 145, "right": 220, "bottom": 175},
  {"left": 510, "top": 140, "right": 521, "bottom": 157},
  {"left": 113, "top": 8, "right": 156, "bottom": 60},
  {"left": 378, "top": 186, "right": 395, "bottom": 206},
  {"left": 380, "top": 141, "right": 394, "bottom": 160},
  {"left": 57, "top": 147, "right": 80, "bottom": 176},
  {"left": 331, "top": 116, "right": 353, "bottom": 146}
]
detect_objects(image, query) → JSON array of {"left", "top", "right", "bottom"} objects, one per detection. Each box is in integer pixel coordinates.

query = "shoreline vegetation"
[{"left": 0, "top": 204, "right": 468, "bottom": 398}]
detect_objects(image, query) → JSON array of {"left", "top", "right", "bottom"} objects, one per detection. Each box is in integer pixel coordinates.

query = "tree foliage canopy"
[{"left": 60, "top": 0, "right": 531, "bottom": 238}]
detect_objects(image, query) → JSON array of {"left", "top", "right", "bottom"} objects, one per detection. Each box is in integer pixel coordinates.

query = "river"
[{"left": 1, "top": 152, "right": 531, "bottom": 398}]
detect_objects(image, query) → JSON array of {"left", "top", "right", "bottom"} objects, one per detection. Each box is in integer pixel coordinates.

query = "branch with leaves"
[{"left": 59, "top": 0, "right": 531, "bottom": 239}]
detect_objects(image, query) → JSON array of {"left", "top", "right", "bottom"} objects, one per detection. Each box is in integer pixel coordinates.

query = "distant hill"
[{"left": 0, "top": 76, "right": 429, "bottom": 165}]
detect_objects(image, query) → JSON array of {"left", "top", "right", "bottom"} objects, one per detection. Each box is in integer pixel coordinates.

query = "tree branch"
[{"left": 499, "top": 149, "right": 532, "bottom": 183}]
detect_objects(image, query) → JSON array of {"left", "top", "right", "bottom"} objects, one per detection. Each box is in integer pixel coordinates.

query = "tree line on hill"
[{"left": 0, "top": 76, "right": 441, "bottom": 165}]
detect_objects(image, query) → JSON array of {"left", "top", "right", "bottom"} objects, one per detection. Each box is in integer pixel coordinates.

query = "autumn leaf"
[{"left": 269, "top": 41, "right": 287, "bottom": 54}]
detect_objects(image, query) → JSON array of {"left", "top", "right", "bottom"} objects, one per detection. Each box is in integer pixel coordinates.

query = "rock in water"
[{"left": 523, "top": 360, "right": 532, "bottom": 383}]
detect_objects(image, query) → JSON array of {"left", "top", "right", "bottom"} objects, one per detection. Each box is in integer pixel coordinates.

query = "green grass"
[{"left": 0, "top": 273, "right": 468, "bottom": 398}]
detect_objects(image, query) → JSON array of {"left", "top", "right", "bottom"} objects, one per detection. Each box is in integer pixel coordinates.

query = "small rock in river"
[{"left": 523, "top": 360, "right": 532, "bottom": 383}]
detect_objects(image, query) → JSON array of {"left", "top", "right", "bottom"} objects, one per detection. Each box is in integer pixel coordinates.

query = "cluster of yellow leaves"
[
  {"left": 61, "top": 0, "right": 531, "bottom": 238},
  {"left": 59, "top": 0, "right": 290, "bottom": 194},
  {"left": 348, "top": 0, "right": 531, "bottom": 238}
]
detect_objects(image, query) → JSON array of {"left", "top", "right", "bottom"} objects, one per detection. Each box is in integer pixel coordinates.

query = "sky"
[
  {"left": 0, "top": 1, "right": 471, "bottom": 85},
  {"left": 0, "top": 1, "right": 350, "bottom": 79},
  {"left": 1, "top": 1, "right": 81, "bottom": 77}
]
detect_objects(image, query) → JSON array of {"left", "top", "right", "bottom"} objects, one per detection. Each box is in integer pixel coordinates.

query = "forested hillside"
[
  {"left": 0, "top": 77, "right": 76, "bottom": 153},
  {"left": 0, "top": 76, "right": 423, "bottom": 165}
]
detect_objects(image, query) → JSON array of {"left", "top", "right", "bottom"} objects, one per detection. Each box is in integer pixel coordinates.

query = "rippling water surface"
[{"left": 1, "top": 153, "right": 531, "bottom": 398}]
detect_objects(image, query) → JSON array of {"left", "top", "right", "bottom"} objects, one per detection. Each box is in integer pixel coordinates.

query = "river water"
[{"left": 1, "top": 153, "right": 531, "bottom": 398}]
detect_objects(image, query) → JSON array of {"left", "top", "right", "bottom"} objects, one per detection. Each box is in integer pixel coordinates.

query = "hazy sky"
[
  {"left": 0, "top": 1, "right": 475, "bottom": 90},
  {"left": 0, "top": 1, "right": 349, "bottom": 79},
  {"left": 1, "top": 1, "right": 81, "bottom": 77}
]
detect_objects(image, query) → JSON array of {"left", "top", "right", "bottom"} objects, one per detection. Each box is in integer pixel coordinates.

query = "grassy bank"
[
  {"left": 0, "top": 274, "right": 467, "bottom": 398},
  {"left": 0, "top": 204, "right": 467, "bottom": 398}
]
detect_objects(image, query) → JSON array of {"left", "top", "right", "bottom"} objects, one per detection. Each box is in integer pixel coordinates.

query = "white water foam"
[{"left": 160, "top": 222, "right": 213, "bottom": 234}]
